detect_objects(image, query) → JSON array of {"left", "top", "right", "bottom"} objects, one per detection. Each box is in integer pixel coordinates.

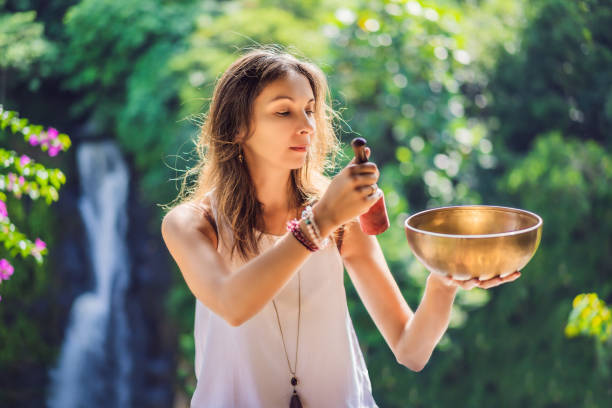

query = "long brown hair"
[{"left": 169, "top": 46, "right": 344, "bottom": 261}]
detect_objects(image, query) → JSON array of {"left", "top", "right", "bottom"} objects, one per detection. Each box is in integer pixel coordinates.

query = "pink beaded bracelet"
[
  {"left": 287, "top": 219, "right": 318, "bottom": 252},
  {"left": 286, "top": 219, "right": 319, "bottom": 252}
]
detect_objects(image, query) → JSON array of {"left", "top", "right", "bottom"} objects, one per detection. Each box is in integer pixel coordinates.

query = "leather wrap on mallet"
[{"left": 351, "top": 137, "right": 390, "bottom": 235}]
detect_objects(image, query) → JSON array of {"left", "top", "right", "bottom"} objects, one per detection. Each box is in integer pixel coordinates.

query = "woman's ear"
[
  {"left": 235, "top": 131, "right": 245, "bottom": 144},
  {"left": 235, "top": 124, "right": 249, "bottom": 144}
]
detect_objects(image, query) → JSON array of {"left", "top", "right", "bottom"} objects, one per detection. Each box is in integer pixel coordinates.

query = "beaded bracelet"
[
  {"left": 302, "top": 207, "right": 318, "bottom": 246},
  {"left": 286, "top": 219, "right": 319, "bottom": 252},
  {"left": 304, "top": 218, "right": 321, "bottom": 249},
  {"left": 301, "top": 205, "right": 330, "bottom": 249},
  {"left": 287, "top": 219, "right": 318, "bottom": 252}
]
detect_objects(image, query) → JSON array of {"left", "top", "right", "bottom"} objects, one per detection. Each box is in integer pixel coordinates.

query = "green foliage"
[
  {"left": 566, "top": 293, "right": 612, "bottom": 343},
  {"left": 62, "top": 0, "right": 191, "bottom": 91},
  {"left": 0, "top": 107, "right": 69, "bottom": 203},
  {"left": 0, "top": 3, "right": 71, "bottom": 403},
  {"left": 165, "top": 277, "right": 197, "bottom": 395},
  {"left": 59, "top": 0, "right": 197, "bottom": 205},
  {"left": 0, "top": 216, "right": 47, "bottom": 263},
  {"left": 0, "top": 197, "right": 64, "bottom": 406},
  {"left": 465, "top": 1, "right": 612, "bottom": 400},
  {"left": 0, "top": 0, "right": 60, "bottom": 97},
  {"left": 566, "top": 293, "right": 612, "bottom": 379},
  {"left": 0, "top": 107, "right": 69, "bottom": 282},
  {"left": 0, "top": 110, "right": 69, "bottom": 291},
  {"left": 482, "top": 0, "right": 612, "bottom": 152},
  {"left": 325, "top": 0, "right": 492, "bottom": 214},
  {"left": 331, "top": 0, "right": 612, "bottom": 405},
  {"left": 0, "top": 7, "right": 53, "bottom": 71},
  {"left": 429, "top": 132, "right": 612, "bottom": 407},
  {"left": 172, "top": 3, "right": 329, "bottom": 116},
  {"left": 0, "top": 110, "right": 69, "bottom": 405}
]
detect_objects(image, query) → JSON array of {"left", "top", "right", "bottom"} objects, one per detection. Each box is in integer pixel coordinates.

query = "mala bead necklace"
[
  {"left": 272, "top": 269, "right": 303, "bottom": 408},
  {"left": 276, "top": 206, "right": 328, "bottom": 406}
]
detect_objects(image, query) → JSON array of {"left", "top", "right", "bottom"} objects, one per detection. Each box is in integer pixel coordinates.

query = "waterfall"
[{"left": 47, "top": 140, "right": 132, "bottom": 407}]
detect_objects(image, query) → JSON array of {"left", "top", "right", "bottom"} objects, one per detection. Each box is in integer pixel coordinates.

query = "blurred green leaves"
[
  {"left": 482, "top": 0, "right": 612, "bottom": 152},
  {"left": 0, "top": 8, "right": 53, "bottom": 71},
  {"left": 325, "top": 0, "right": 492, "bottom": 215},
  {"left": 566, "top": 293, "right": 612, "bottom": 343},
  {"left": 566, "top": 293, "right": 612, "bottom": 379},
  {"left": 173, "top": 5, "right": 329, "bottom": 117}
]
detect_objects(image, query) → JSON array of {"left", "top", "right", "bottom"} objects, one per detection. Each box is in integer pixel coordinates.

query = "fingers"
[
  {"left": 347, "top": 163, "right": 379, "bottom": 188},
  {"left": 348, "top": 162, "right": 378, "bottom": 175},
  {"left": 453, "top": 278, "right": 480, "bottom": 290},
  {"left": 474, "top": 271, "right": 522, "bottom": 289},
  {"left": 442, "top": 276, "right": 479, "bottom": 290},
  {"left": 349, "top": 147, "right": 372, "bottom": 164},
  {"left": 477, "top": 277, "right": 504, "bottom": 289},
  {"left": 351, "top": 173, "right": 379, "bottom": 187},
  {"left": 357, "top": 184, "right": 378, "bottom": 196},
  {"left": 347, "top": 163, "right": 379, "bottom": 195},
  {"left": 439, "top": 270, "right": 522, "bottom": 291},
  {"left": 448, "top": 271, "right": 522, "bottom": 290},
  {"left": 366, "top": 187, "right": 383, "bottom": 201},
  {"left": 345, "top": 163, "right": 381, "bottom": 201}
]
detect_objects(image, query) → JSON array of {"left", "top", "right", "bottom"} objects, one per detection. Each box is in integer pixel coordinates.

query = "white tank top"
[{"left": 190, "top": 191, "right": 379, "bottom": 408}]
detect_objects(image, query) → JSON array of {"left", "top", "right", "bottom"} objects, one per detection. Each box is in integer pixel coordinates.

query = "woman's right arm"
[
  {"left": 161, "top": 203, "right": 332, "bottom": 326},
  {"left": 161, "top": 155, "right": 380, "bottom": 327}
]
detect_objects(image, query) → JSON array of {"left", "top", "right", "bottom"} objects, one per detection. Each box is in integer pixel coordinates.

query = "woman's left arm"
[{"left": 340, "top": 219, "right": 520, "bottom": 372}]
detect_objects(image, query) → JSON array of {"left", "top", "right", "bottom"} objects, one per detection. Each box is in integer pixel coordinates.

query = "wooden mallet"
[{"left": 351, "top": 137, "right": 390, "bottom": 235}]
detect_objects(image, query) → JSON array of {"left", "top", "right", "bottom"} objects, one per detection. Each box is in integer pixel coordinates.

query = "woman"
[{"left": 161, "top": 47, "right": 520, "bottom": 408}]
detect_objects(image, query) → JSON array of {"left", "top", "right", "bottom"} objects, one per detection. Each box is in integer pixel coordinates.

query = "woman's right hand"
[{"left": 314, "top": 147, "right": 381, "bottom": 234}]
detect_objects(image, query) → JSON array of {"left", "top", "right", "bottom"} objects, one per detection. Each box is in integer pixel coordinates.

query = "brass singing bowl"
[{"left": 404, "top": 206, "right": 542, "bottom": 281}]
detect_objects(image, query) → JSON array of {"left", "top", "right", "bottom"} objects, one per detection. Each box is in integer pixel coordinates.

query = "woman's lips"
[{"left": 290, "top": 146, "right": 307, "bottom": 152}]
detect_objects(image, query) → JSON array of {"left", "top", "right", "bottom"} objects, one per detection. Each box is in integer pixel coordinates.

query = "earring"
[{"left": 238, "top": 145, "right": 244, "bottom": 163}]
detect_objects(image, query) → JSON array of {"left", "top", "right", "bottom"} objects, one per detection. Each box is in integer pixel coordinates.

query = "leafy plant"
[{"left": 0, "top": 106, "right": 70, "bottom": 300}]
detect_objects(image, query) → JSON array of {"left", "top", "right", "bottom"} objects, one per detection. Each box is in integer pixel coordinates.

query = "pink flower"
[
  {"left": 18, "top": 176, "right": 25, "bottom": 185},
  {"left": 48, "top": 146, "right": 61, "bottom": 157},
  {"left": 29, "top": 135, "right": 39, "bottom": 146},
  {"left": 47, "top": 127, "right": 59, "bottom": 139},
  {"left": 0, "top": 258, "right": 14, "bottom": 280},
  {"left": 0, "top": 200, "right": 7, "bottom": 218},
  {"left": 35, "top": 238, "right": 46, "bottom": 250},
  {"left": 20, "top": 155, "right": 31, "bottom": 166},
  {"left": 7, "top": 173, "right": 15, "bottom": 191}
]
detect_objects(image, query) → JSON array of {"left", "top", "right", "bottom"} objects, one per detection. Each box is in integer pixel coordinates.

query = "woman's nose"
[{"left": 298, "top": 113, "right": 315, "bottom": 135}]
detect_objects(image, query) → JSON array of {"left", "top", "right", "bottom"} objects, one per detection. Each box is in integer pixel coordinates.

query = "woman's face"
[{"left": 242, "top": 70, "right": 316, "bottom": 170}]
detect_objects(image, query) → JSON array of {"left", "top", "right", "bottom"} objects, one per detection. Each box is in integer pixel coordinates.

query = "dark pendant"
[
  {"left": 291, "top": 376, "right": 298, "bottom": 386},
  {"left": 290, "top": 390, "right": 302, "bottom": 408}
]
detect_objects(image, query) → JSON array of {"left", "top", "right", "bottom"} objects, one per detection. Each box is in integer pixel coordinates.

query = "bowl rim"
[{"left": 404, "top": 205, "right": 543, "bottom": 239}]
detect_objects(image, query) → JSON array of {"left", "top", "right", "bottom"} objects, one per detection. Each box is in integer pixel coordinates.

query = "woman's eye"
[{"left": 275, "top": 110, "right": 315, "bottom": 117}]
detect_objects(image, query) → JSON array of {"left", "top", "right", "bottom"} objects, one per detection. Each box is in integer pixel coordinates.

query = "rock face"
[
  {"left": 124, "top": 149, "right": 176, "bottom": 408},
  {"left": 46, "top": 140, "right": 175, "bottom": 408}
]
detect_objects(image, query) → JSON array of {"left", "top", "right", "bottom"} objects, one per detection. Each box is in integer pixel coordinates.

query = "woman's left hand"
[{"left": 429, "top": 271, "right": 522, "bottom": 290}]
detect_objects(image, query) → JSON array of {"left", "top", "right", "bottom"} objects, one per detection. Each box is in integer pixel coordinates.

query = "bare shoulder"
[{"left": 161, "top": 197, "right": 218, "bottom": 250}]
